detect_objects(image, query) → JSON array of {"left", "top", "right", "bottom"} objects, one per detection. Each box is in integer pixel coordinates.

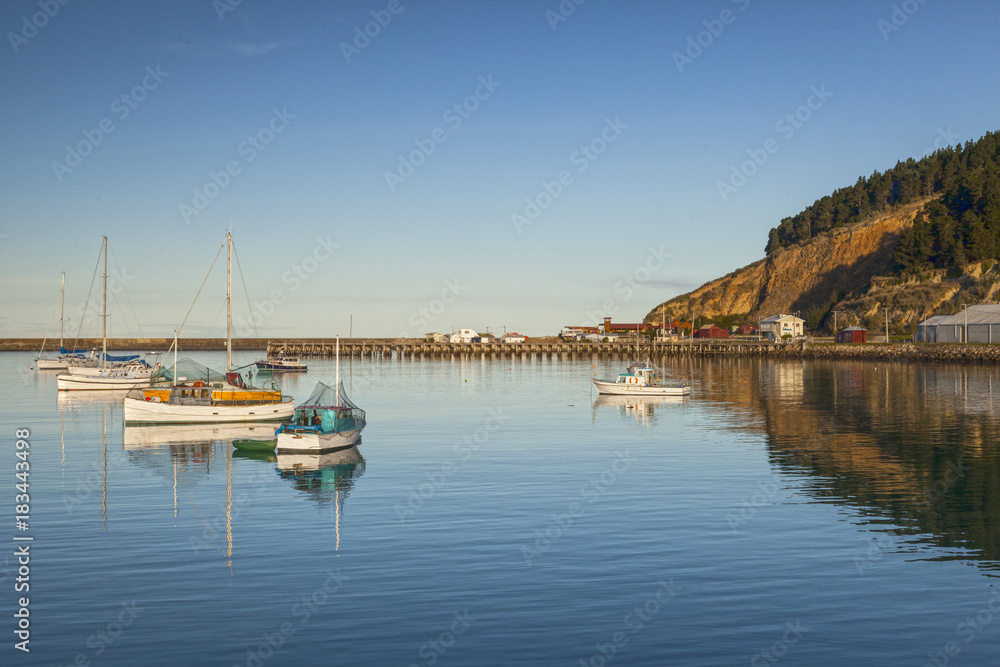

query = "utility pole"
[
  {"left": 832, "top": 310, "right": 844, "bottom": 336},
  {"left": 883, "top": 307, "right": 889, "bottom": 344},
  {"left": 963, "top": 304, "right": 970, "bottom": 344}
]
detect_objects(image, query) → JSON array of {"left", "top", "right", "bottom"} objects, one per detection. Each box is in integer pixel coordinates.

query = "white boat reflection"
[
  {"left": 276, "top": 444, "right": 365, "bottom": 472},
  {"left": 592, "top": 393, "right": 687, "bottom": 423},
  {"left": 123, "top": 422, "right": 279, "bottom": 449},
  {"left": 276, "top": 444, "right": 366, "bottom": 511},
  {"left": 57, "top": 389, "right": 123, "bottom": 411}
]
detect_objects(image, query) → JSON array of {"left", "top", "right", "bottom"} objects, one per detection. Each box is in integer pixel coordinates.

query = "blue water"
[{"left": 3, "top": 351, "right": 1000, "bottom": 665}]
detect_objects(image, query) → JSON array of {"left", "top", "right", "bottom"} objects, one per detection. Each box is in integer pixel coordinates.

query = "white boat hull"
[
  {"left": 122, "top": 396, "right": 295, "bottom": 424},
  {"left": 57, "top": 374, "right": 150, "bottom": 391},
  {"left": 592, "top": 379, "right": 690, "bottom": 396},
  {"left": 68, "top": 366, "right": 152, "bottom": 378},
  {"left": 36, "top": 358, "right": 69, "bottom": 370},
  {"left": 276, "top": 428, "right": 362, "bottom": 454}
]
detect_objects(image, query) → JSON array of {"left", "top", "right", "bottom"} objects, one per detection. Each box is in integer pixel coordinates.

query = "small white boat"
[
  {"left": 35, "top": 272, "right": 98, "bottom": 370},
  {"left": 68, "top": 359, "right": 151, "bottom": 377},
  {"left": 57, "top": 369, "right": 153, "bottom": 391},
  {"left": 592, "top": 363, "right": 691, "bottom": 396}
]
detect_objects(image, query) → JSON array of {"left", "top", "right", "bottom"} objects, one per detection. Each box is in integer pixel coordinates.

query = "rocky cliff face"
[{"left": 644, "top": 197, "right": 995, "bottom": 332}]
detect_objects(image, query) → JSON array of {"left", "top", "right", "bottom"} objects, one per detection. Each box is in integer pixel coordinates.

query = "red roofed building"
[{"left": 693, "top": 324, "right": 729, "bottom": 339}]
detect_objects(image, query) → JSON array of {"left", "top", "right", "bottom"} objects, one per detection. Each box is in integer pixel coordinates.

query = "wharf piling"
[{"left": 265, "top": 338, "right": 790, "bottom": 361}]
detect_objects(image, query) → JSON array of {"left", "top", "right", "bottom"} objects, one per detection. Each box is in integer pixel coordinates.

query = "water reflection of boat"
[
  {"left": 123, "top": 423, "right": 279, "bottom": 449},
  {"left": 276, "top": 445, "right": 366, "bottom": 506},
  {"left": 593, "top": 393, "right": 686, "bottom": 422},
  {"left": 232, "top": 449, "right": 276, "bottom": 463}
]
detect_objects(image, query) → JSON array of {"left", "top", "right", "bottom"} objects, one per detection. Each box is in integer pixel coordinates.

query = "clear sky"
[{"left": 3, "top": 0, "right": 999, "bottom": 339}]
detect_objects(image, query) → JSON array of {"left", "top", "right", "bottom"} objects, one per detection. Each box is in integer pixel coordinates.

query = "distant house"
[
  {"left": 561, "top": 326, "right": 599, "bottom": 339},
  {"left": 501, "top": 332, "right": 526, "bottom": 344},
  {"left": 670, "top": 320, "right": 692, "bottom": 334},
  {"left": 735, "top": 324, "right": 758, "bottom": 336},
  {"left": 915, "top": 305, "right": 1000, "bottom": 343},
  {"left": 450, "top": 329, "right": 478, "bottom": 343},
  {"left": 835, "top": 326, "right": 867, "bottom": 344},
  {"left": 600, "top": 317, "right": 650, "bottom": 336},
  {"left": 426, "top": 332, "right": 450, "bottom": 343},
  {"left": 760, "top": 314, "right": 805, "bottom": 340},
  {"left": 471, "top": 333, "right": 496, "bottom": 344},
  {"left": 693, "top": 324, "right": 729, "bottom": 339}
]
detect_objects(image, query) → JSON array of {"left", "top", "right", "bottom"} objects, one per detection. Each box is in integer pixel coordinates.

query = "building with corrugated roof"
[
  {"left": 914, "top": 305, "right": 1000, "bottom": 343},
  {"left": 693, "top": 324, "right": 729, "bottom": 338}
]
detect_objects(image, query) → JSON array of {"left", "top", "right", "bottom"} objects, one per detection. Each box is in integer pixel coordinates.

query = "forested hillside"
[{"left": 766, "top": 131, "right": 1000, "bottom": 266}]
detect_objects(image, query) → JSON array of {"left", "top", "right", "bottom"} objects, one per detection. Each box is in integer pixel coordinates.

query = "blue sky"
[{"left": 2, "top": 0, "right": 999, "bottom": 338}]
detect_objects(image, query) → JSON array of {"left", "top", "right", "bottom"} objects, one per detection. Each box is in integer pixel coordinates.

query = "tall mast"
[
  {"left": 59, "top": 271, "right": 65, "bottom": 351},
  {"left": 335, "top": 336, "right": 340, "bottom": 407},
  {"left": 226, "top": 232, "right": 233, "bottom": 372},
  {"left": 101, "top": 237, "right": 108, "bottom": 370}
]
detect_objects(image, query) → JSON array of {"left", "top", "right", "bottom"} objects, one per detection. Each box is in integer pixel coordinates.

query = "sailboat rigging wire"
[
  {"left": 37, "top": 287, "right": 60, "bottom": 356},
  {"left": 109, "top": 246, "right": 144, "bottom": 338},
  {"left": 71, "top": 241, "right": 105, "bottom": 349},
  {"left": 231, "top": 242, "right": 259, "bottom": 339},
  {"left": 111, "top": 293, "right": 135, "bottom": 340},
  {"left": 176, "top": 238, "right": 226, "bottom": 337}
]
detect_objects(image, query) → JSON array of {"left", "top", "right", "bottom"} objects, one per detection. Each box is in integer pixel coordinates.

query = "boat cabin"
[
  {"left": 615, "top": 365, "right": 657, "bottom": 386},
  {"left": 283, "top": 405, "right": 362, "bottom": 435}
]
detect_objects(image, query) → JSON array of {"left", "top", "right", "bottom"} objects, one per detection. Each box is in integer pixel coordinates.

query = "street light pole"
[
  {"left": 963, "top": 304, "right": 969, "bottom": 344},
  {"left": 883, "top": 307, "right": 889, "bottom": 344}
]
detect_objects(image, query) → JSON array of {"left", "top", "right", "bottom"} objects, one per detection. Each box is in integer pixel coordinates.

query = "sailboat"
[
  {"left": 35, "top": 273, "right": 96, "bottom": 370},
  {"left": 56, "top": 239, "right": 155, "bottom": 391},
  {"left": 275, "top": 338, "right": 366, "bottom": 453},
  {"left": 122, "top": 232, "right": 295, "bottom": 424}
]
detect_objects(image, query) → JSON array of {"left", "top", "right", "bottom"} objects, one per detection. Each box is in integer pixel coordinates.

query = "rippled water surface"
[{"left": 4, "top": 351, "right": 1000, "bottom": 665}]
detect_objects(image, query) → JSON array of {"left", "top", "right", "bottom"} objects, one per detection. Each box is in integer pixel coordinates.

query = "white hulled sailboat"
[
  {"left": 122, "top": 232, "right": 295, "bottom": 424},
  {"left": 56, "top": 238, "right": 154, "bottom": 391}
]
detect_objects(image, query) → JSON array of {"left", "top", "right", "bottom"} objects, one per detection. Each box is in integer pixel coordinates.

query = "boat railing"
[{"left": 213, "top": 397, "right": 287, "bottom": 407}]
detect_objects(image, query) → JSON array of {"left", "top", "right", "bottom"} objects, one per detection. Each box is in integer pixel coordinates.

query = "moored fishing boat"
[
  {"left": 275, "top": 339, "right": 365, "bottom": 454},
  {"left": 592, "top": 362, "right": 691, "bottom": 396},
  {"left": 275, "top": 381, "right": 365, "bottom": 453}
]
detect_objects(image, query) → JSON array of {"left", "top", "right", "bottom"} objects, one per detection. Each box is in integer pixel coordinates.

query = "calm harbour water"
[{"left": 3, "top": 351, "right": 1000, "bottom": 666}]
